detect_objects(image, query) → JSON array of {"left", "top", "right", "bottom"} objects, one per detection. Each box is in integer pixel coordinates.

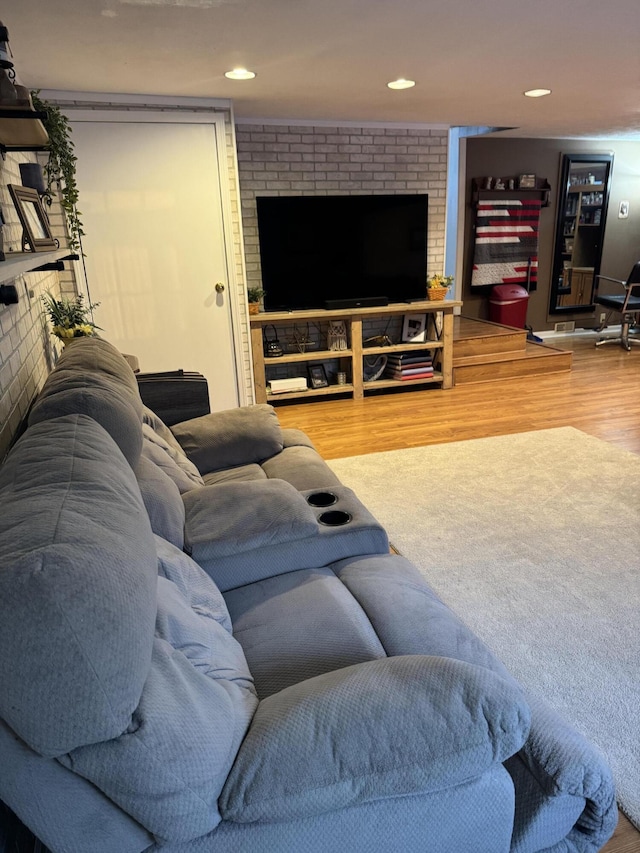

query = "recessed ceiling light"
[
  {"left": 387, "top": 78, "right": 416, "bottom": 90},
  {"left": 225, "top": 68, "right": 256, "bottom": 81},
  {"left": 524, "top": 88, "right": 552, "bottom": 98}
]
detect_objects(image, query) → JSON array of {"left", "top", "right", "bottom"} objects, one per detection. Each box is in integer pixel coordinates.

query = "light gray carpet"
[{"left": 328, "top": 427, "right": 640, "bottom": 828}]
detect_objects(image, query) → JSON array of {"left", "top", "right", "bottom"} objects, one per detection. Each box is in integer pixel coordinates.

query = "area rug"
[{"left": 328, "top": 427, "right": 640, "bottom": 827}]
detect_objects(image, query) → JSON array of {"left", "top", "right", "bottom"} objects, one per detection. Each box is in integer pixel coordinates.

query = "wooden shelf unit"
[{"left": 249, "top": 300, "right": 461, "bottom": 404}]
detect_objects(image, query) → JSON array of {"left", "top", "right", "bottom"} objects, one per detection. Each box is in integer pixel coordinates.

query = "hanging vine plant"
[{"left": 30, "top": 91, "right": 84, "bottom": 252}]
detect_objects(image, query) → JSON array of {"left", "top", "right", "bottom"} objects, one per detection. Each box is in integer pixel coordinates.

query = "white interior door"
[{"left": 70, "top": 116, "right": 240, "bottom": 410}]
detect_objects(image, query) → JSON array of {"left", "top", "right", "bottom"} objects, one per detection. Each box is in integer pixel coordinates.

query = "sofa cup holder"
[
  {"left": 306, "top": 491, "right": 338, "bottom": 508},
  {"left": 318, "top": 510, "right": 352, "bottom": 527}
]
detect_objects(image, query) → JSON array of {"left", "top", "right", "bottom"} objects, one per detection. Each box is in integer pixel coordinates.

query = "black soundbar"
[{"left": 325, "top": 296, "right": 389, "bottom": 310}]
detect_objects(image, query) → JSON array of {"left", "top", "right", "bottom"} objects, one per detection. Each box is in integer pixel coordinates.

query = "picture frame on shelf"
[
  {"left": 308, "top": 364, "right": 329, "bottom": 389},
  {"left": 7, "top": 185, "right": 58, "bottom": 252},
  {"left": 402, "top": 313, "right": 427, "bottom": 343},
  {"left": 518, "top": 174, "right": 537, "bottom": 189}
]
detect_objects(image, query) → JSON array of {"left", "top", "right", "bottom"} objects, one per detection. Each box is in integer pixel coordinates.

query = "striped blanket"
[{"left": 471, "top": 198, "right": 542, "bottom": 289}]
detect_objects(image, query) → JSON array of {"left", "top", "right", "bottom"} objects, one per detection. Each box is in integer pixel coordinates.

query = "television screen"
[{"left": 256, "top": 194, "right": 428, "bottom": 311}]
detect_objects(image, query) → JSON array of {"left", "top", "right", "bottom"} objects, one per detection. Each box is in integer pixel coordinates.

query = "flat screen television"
[{"left": 256, "top": 194, "right": 428, "bottom": 311}]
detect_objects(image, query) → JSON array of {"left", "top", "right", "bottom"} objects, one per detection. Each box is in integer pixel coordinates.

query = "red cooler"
[{"left": 489, "top": 284, "right": 529, "bottom": 328}]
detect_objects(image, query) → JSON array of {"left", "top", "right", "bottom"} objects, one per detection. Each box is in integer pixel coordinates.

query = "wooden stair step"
[
  {"left": 453, "top": 316, "right": 528, "bottom": 358},
  {"left": 453, "top": 342, "right": 572, "bottom": 385}
]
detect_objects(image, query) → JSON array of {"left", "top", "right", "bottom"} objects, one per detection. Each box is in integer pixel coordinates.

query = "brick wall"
[
  {"left": 0, "top": 152, "right": 72, "bottom": 459},
  {"left": 236, "top": 123, "right": 449, "bottom": 292}
]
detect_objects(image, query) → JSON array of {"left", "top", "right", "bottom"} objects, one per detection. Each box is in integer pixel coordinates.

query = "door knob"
[{"left": 215, "top": 282, "right": 225, "bottom": 293}]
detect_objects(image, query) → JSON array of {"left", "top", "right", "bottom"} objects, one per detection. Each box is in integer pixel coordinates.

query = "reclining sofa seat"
[{"left": 0, "top": 338, "right": 616, "bottom": 853}]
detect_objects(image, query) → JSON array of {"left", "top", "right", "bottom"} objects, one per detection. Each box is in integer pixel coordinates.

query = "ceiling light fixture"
[
  {"left": 387, "top": 78, "right": 416, "bottom": 90},
  {"left": 224, "top": 68, "right": 256, "bottom": 81},
  {"left": 524, "top": 88, "right": 552, "bottom": 98}
]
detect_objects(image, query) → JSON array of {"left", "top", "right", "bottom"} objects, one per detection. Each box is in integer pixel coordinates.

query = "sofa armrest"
[
  {"left": 505, "top": 695, "right": 617, "bottom": 851},
  {"left": 220, "top": 655, "right": 530, "bottom": 823},
  {"left": 171, "top": 405, "right": 283, "bottom": 475},
  {"left": 183, "top": 479, "right": 319, "bottom": 561}
]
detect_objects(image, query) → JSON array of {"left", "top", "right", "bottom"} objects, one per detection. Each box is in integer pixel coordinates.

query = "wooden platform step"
[
  {"left": 453, "top": 317, "right": 572, "bottom": 385},
  {"left": 453, "top": 316, "right": 528, "bottom": 359}
]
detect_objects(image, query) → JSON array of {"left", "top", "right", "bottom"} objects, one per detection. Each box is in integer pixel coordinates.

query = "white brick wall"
[
  {"left": 0, "top": 151, "right": 68, "bottom": 458},
  {"left": 236, "top": 123, "right": 449, "bottom": 294}
]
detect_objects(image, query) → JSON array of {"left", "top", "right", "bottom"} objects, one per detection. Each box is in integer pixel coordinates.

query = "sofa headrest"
[
  {"left": 28, "top": 338, "right": 144, "bottom": 466},
  {"left": 0, "top": 414, "right": 157, "bottom": 757}
]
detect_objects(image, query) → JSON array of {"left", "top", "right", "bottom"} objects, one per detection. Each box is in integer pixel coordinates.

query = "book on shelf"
[
  {"left": 387, "top": 352, "right": 433, "bottom": 365},
  {"left": 387, "top": 361, "right": 432, "bottom": 371},
  {"left": 385, "top": 366, "right": 434, "bottom": 380},
  {"left": 388, "top": 371, "right": 434, "bottom": 381},
  {"left": 387, "top": 362, "right": 433, "bottom": 375}
]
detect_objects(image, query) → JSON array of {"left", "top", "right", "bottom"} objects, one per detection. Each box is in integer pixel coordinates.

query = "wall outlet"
[{"left": 599, "top": 312, "right": 607, "bottom": 323}]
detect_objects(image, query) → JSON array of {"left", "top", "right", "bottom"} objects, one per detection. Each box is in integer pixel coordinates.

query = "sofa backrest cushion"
[
  {"left": 170, "top": 404, "right": 283, "bottom": 475},
  {"left": 135, "top": 455, "right": 185, "bottom": 549},
  {"left": 59, "top": 539, "right": 258, "bottom": 843},
  {"left": 142, "top": 423, "right": 204, "bottom": 493},
  {"left": 28, "top": 338, "right": 144, "bottom": 466},
  {"left": 0, "top": 414, "right": 157, "bottom": 757}
]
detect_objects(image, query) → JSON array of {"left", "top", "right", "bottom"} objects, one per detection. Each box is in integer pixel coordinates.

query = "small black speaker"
[{"left": 324, "top": 296, "right": 389, "bottom": 310}]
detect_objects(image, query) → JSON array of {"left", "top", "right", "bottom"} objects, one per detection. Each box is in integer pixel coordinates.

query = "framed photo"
[
  {"left": 402, "top": 313, "right": 427, "bottom": 343},
  {"left": 308, "top": 364, "right": 329, "bottom": 389},
  {"left": 8, "top": 185, "right": 58, "bottom": 252},
  {"left": 518, "top": 174, "right": 537, "bottom": 189}
]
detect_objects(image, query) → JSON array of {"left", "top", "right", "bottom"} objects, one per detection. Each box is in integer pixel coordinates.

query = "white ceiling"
[{"left": 7, "top": 0, "right": 640, "bottom": 138}]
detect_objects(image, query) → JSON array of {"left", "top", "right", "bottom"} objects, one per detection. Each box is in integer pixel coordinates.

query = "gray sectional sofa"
[{"left": 0, "top": 338, "right": 617, "bottom": 853}]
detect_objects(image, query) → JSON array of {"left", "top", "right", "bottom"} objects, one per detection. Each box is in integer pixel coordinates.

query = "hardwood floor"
[
  {"left": 276, "top": 335, "right": 640, "bottom": 458},
  {"left": 275, "top": 333, "right": 640, "bottom": 853}
]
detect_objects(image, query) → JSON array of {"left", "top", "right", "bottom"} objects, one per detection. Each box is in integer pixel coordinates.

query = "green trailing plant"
[
  {"left": 31, "top": 91, "right": 84, "bottom": 252},
  {"left": 42, "top": 292, "right": 100, "bottom": 343}
]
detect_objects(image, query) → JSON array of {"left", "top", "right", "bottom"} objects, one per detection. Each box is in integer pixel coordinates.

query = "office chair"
[{"left": 594, "top": 261, "right": 640, "bottom": 350}]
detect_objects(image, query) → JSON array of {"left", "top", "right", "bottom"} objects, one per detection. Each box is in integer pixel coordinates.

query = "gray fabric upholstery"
[
  {"left": 60, "top": 630, "right": 257, "bottom": 843},
  {"left": 145, "top": 767, "right": 516, "bottom": 853},
  {"left": 0, "top": 415, "right": 157, "bottom": 757},
  {"left": 154, "top": 535, "right": 233, "bottom": 633},
  {"left": 224, "top": 567, "right": 386, "bottom": 698},
  {"left": 171, "top": 404, "right": 283, "bottom": 474},
  {"left": 183, "top": 479, "right": 319, "bottom": 560},
  {"left": 334, "top": 554, "right": 515, "bottom": 679},
  {"left": 135, "top": 455, "right": 185, "bottom": 549},
  {"left": 142, "top": 424, "right": 204, "bottom": 492},
  {"left": 203, "top": 463, "right": 267, "bottom": 485},
  {"left": 281, "top": 427, "right": 317, "bottom": 449},
  {"left": 261, "top": 444, "right": 342, "bottom": 490},
  {"left": 55, "top": 538, "right": 256, "bottom": 843},
  {"left": 28, "top": 338, "right": 144, "bottom": 466},
  {"left": 0, "top": 718, "right": 152, "bottom": 853},
  {"left": 143, "top": 405, "right": 189, "bottom": 456},
  {"left": 220, "top": 655, "right": 530, "bottom": 823},
  {"left": 188, "top": 487, "right": 389, "bottom": 592}
]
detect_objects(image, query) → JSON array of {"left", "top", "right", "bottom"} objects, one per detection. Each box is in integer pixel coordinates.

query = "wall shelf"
[
  {"left": 0, "top": 107, "right": 49, "bottom": 152},
  {"left": 0, "top": 250, "right": 76, "bottom": 285},
  {"left": 472, "top": 177, "right": 551, "bottom": 207}
]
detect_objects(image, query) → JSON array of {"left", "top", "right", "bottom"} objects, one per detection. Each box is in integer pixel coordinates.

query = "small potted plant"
[
  {"left": 247, "top": 287, "right": 266, "bottom": 315},
  {"left": 42, "top": 292, "right": 101, "bottom": 346},
  {"left": 427, "top": 274, "right": 454, "bottom": 301}
]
